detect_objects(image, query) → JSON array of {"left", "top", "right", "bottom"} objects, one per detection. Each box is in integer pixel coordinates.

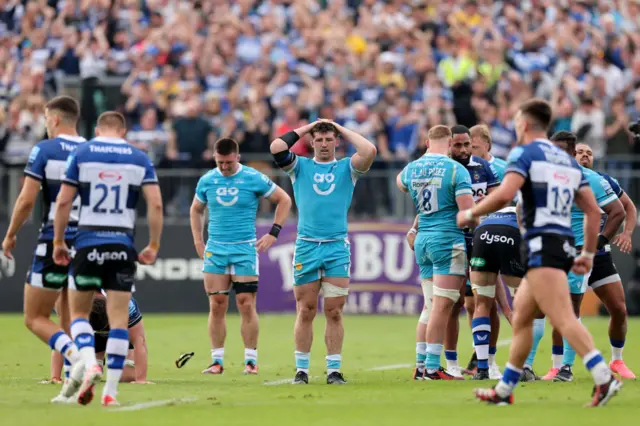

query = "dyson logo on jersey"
[
  {"left": 480, "top": 231, "right": 515, "bottom": 245},
  {"left": 98, "top": 171, "right": 122, "bottom": 182},
  {"left": 87, "top": 248, "right": 128, "bottom": 265},
  {"left": 312, "top": 173, "right": 336, "bottom": 196},
  {"left": 216, "top": 187, "right": 239, "bottom": 206}
]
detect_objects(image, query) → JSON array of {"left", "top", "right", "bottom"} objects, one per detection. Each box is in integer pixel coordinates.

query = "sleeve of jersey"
[
  {"left": 349, "top": 156, "right": 369, "bottom": 182},
  {"left": 399, "top": 164, "right": 410, "bottom": 191},
  {"left": 594, "top": 177, "right": 618, "bottom": 208},
  {"left": 284, "top": 154, "right": 300, "bottom": 178},
  {"left": 607, "top": 176, "right": 624, "bottom": 197},
  {"left": 141, "top": 157, "right": 159, "bottom": 185},
  {"left": 62, "top": 152, "right": 80, "bottom": 187},
  {"left": 454, "top": 165, "right": 473, "bottom": 197},
  {"left": 487, "top": 163, "right": 500, "bottom": 187},
  {"left": 194, "top": 176, "right": 208, "bottom": 204},
  {"left": 257, "top": 172, "right": 277, "bottom": 198},
  {"left": 505, "top": 146, "right": 529, "bottom": 178},
  {"left": 23, "top": 145, "right": 46, "bottom": 181}
]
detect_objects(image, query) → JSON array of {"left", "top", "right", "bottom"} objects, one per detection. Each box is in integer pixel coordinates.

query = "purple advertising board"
[{"left": 253, "top": 221, "right": 422, "bottom": 314}]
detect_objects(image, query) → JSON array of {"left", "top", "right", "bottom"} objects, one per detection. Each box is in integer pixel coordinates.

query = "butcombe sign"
[{"left": 0, "top": 221, "right": 636, "bottom": 314}]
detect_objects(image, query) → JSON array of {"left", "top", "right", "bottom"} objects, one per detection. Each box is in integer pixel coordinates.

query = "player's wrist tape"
[
  {"left": 269, "top": 224, "right": 282, "bottom": 238},
  {"left": 408, "top": 228, "right": 417, "bottom": 235},
  {"left": 53, "top": 240, "right": 65, "bottom": 247},
  {"left": 464, "top": 210, "right": 474, "bottom": 221},
  {"left": 280, "top": 131, "right": 300, "bottom": 148},
  {"left": 596, "top": 234, "right": 609, "bottom": 250},
  {"left": 582, "top": 251, "right": 595, "bottom": 259}
]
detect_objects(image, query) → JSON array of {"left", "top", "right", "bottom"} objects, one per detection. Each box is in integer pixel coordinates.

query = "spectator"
[
  {"left": 605, "top": 96, "right": 633, "bottom": 190},
  {"left": 572, "top": 96, "right": 606, "bottom": 160},
  {"left": 126, "top": 108, "right": 168, "bottom": 165}
]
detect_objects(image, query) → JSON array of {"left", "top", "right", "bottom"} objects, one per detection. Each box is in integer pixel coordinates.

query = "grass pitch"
[{"left": 0, "top": 314, "right": 639, "bottom": 426}]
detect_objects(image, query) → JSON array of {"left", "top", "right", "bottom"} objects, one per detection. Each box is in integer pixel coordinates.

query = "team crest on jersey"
[
  {"left": 474, "top": 172, "right": 480, "bottom": 181},
  {"left": 295, "top": 263, "right": 303, "bottom": 271},
  {"left": 216, "top": 187, "right": 239, "bottom": 206},
  {"left": 312, "top": 173, "right": 336, "bottom": 196}
]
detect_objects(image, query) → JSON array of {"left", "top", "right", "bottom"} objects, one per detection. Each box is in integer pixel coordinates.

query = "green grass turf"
[{"left": 0, "top": 314, "right": 638, "bottom": 425}]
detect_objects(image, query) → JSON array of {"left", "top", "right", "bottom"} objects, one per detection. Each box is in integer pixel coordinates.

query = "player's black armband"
[
  {"left": 272, "top": 150, "right": 296, "bottom": 168},
  {"left": 596, "top": 234, "right": 609, "bottom": 250},
  {"left": 280, "top": 131, "right": 300, "bottom": 148},
  {"left": 269, "top": 224, "right": 282, "bottom": 238}
]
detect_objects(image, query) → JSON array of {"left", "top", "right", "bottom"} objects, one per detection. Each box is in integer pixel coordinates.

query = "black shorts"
[
  {"left": 94, "top": 333, "right": 134, "bottom": 354},
  {"left": 69, "top": 244, "right": 138, "bottom": 292},
  {"left": 588, "top": 252, "right": 620, "bottom": 289},
  {"left": 520, "top": 234, "right": 576, "bottom": 273},
  {"left": 470, "top": 225, "right": 524, "bottom": 278},
  {"left": 27, "top": 240, "right": 73, "bottom": 290}
]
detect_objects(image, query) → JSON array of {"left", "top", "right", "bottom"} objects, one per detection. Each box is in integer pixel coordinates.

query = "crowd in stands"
[{"left": 2, "top": 0, "right": 640, "bottom": 214}]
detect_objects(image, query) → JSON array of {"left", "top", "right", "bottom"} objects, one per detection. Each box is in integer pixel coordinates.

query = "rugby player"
[
  {"left": 190, "top": 138, "right": 291, "bottom": 375},
  {"left": 445, "top": 125, "right": 501, "bottom": 378},
  {"left": 458, "top": 99, "right": 622, "bottom": 406},
  {"left": 53, "top": 111, "right": 163, "bottom": 407},
  {"left": 270, "top": 119, "right": 376, "bottom": 385},
  {"left": 539, "top": 139, "right": 631, "bottom": 381},
  {"left": 576, "top": 143, "right": 637, "bottom": 379},
  {"left": 1, "top": 96, "right": 86, "bottom": 403},
  {"left": 50, "top": 294, "right": 150, "bottom": 402},
  {"left": 399, "top": 125, "right": 473, "bottom": 380}
]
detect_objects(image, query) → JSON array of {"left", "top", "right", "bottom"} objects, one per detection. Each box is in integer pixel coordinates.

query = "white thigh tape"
[
  {"left": 471, "top": 283, "right": 496, "bottom": 298},
  {"left": 433, "top": 286, "right": 460, "bottom": 302},
  {"left": 322, "top": 282, "right": 349, "bottom": 298}
]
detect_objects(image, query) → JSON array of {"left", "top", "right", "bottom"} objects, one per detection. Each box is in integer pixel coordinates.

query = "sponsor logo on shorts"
[
  {"left": 45, "top": 272, "right": 67, "bottom": 283},
  {"left": 87, "top": 248, "right": 128, "bottom": 265},
  {"left": 480, "top": 231, "right": 514, "bottom": 245},
  {"left": 563, "top": 240, "right": 577, "bottom": 258},
  {"left": 470, "top": 257, "right": 486, "bottom": 267},
  {"left": 75, "top": 275, "right": 102, "bottom": 286}
]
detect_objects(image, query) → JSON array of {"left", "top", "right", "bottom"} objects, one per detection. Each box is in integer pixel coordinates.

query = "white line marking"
[
  {"left": 263, "top": 339, "right": 513, "bottom": 385},
  {"left": 111, "top": 397, "right": 197, "bottom": 412}
]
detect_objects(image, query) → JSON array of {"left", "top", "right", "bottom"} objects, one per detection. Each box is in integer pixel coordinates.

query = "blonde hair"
[
  {"left": 427, "top": 125, "right": 452, "bottom": 141},
  {"left": 470, "top": 124, "right": 491, "bottom": 145}
]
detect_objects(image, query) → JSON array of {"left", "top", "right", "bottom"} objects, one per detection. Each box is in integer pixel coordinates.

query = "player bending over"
[
  {"left": 399, "top": 125, "right": 473, "bottom": 380},
  {"left": 53, "top": 111, "right": 163, "bottom": 407},
  {"left": 270, "top": 119, "right": 376, "bottom": 384},
  {"left": 1, "top": 96, "right": 86, "bottom": 403},
  {"left": 191, "top": 138, "right": 291, "bottom": 375},
  {"left": 458, "top": 99, "right": 622, "bottom": 407}
]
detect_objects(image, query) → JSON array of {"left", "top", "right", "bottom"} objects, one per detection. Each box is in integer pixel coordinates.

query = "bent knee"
[
  {"left": 608, "top": 301, "right": 627, "bottom": 320},
  {"left": 324, "top": 306, "right": 343, "bottom": 323}
]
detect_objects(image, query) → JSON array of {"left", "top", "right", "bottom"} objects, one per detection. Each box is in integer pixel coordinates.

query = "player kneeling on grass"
[
  {"left": 49, "top": 293, "right": 150, "bottom": 394},
  {"left": 191, "top": 138, "right": 291, "bottom": 375}
]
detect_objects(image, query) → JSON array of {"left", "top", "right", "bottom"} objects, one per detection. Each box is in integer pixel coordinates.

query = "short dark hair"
[
  {"left": 45, "top": 95, "right": 79, "bottom": 124},
  {"left": 214, "top": 138, "right": 239, "bottom": 155},
  {"left": 550, "top": 130, "right": 577, "bottom": 155},
  {"left": 97, "top": 111, "right": 126, "bottom": 130},
  {"left": 309, "top": 122, "right": 339, "bottom": 139},
  {"left": 451, "top": 125, "right": 471, "bottom": 136},
  {"left": 519, "top": 98, "right": 553, "bottom": 131}
]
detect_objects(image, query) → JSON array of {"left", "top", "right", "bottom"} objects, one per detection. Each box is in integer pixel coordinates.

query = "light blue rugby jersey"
[
  {"left": 195, "top": 164, "right": 277, "bottom": 243},
  {"left": 400, "top": 153, "right": 473, "bottom": 235},
  {"left": 286, "top": 156, "right": 365, "bottom": 241},
  {"left": 488, "top": 155, "right": 508, "bottom": 181},
  {"left": 570, "top": 166, "right": 618, "bottom": 247}
]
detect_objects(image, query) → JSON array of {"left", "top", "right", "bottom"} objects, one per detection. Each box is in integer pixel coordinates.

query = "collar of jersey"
[
  {"left": 93, "top": 136, "right": 128, "bottom": 144},
  {"left": 424, "top": 153, "right": 447, "bottom": 158},
  {"left": 487, "top": 154, "right": 495, "bottom": 164},
  {"left": 58, "top": 134, "right": 86, "bottom": 143},
  {"left": 467, "top": 156, "right": 481, "bottom": 166},
  {"left": 533, "top": 138, "right": 553, "bottom": 146},
  {"left": 214, "top": 164, "right": 243, "bottom": 177},
  {"left": 313, "top": 158, "right": 337, "bottom": 164}
]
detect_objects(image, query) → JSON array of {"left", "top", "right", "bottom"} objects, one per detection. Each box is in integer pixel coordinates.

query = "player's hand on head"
[
  {"left": 53, "top": 244, "right": 70, "bottom": 266},
  {"left": 2, "top": 235, "right": 16, "bottom": 259},
  {"left": 138, "top": 245, "right": 158, "bottom": 265},
  {"left": 256, "top": 234, "right": 276, "bottom": 252},
  {"left": 571, "top": 255, "right": 592, "bottom": 276},
  {"left": 612, "top": 232, "right": 632, "bottom": 254}
]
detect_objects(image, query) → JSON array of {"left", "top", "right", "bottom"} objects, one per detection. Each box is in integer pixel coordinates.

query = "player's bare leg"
[
  {"left": 414, "top": 279, "right": 432, "bottom": 380},
  {"left": 443, "top": 287, "right": 464, "bottom": 377},
  {"left": 202, "top": 273, "right": 232, "bottom": 374},
  {"left": 233, "top": 275, "right": 259, "bottom": 374},
  {"left": 322, "top": 277, "right": 348, "bottom": 384},
  {"left": 425, "top": 274, "right": 466, "bottom": 380},
  {"left": 469, "top": 271, "right": 498, "bottom": 380},
  {"left": 293, "top": 280, "right": 321, "bottom": 384},
  {"left": 594, "top": 282, "right": 635, "bottom": 378}
]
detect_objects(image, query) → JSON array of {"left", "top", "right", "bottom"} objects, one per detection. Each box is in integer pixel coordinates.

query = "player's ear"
[
  {"left": 94, "top": 127, "right": 101, "bottom": 137},
  {"left": 118, "top": 128, "right": 126, "bottom": 138}
]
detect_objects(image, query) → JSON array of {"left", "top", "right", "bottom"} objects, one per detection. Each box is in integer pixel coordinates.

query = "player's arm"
[
  {"left": 458, "top": 173, "right": 525, "bottom": 227},
  {"left": 612, "top": 192, "right": 637, "bottom": 253},
  {"left": 129, "top": 321, "right": 149, "bottom": 383},
  {"left": 270, "top": 121, "right": 317, "bottom": 171},
  {"left": 495, "top": 280, "right": 512, "bottom": 325},
  {"left": 141, "top": 183, "right": 163, "bottom": 264},
  {"left": 2, "top": 177, "right": 40, "bottom": 258},
  {"left": 573, "top": 186, "right": 600, "bottom": 275},
  {"left": 54, "top": 184, "right": 78, "bottom": 249},
  {"left": 332, "top": 121, "right": 377, "bottom": 172},
  {"left": 257, "top": 183, "right": 292, "bottom": 252},
  {"left": 599, "top": 197, "right": 625, "bottom": 246},
  {"left": 190, "top": 197, "right": 207, "bottom": 259},
  {"left": 396, "top": 172, "right": 408, "bottom": 193}
]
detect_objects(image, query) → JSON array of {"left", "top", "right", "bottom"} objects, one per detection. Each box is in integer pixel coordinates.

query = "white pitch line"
[
  {"left": 111, "top": 397, "right": 197, "bottom": 412},
  {"left": 263, "top": 338, "right": 513, "bottom": 385}
]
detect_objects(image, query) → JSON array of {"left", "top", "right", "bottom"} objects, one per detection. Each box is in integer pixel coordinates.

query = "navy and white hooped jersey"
[
  {"left": 477, "top": 206, "right": 518, "bottom": 230},
  {"left": 23, "top": 135, "right": 87, "bottom": 241},
  {"left": 465, "top": 155, "right": 500, "bottom": 202},
  {"left": 506, "top": 139, "right": 588, "bottom": 239},
  {"left": 598, "top": 172, "right": 624, "bottom": 198},
  {"left": 62, "top": 136, "right": 158, "bottom": 250}
]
